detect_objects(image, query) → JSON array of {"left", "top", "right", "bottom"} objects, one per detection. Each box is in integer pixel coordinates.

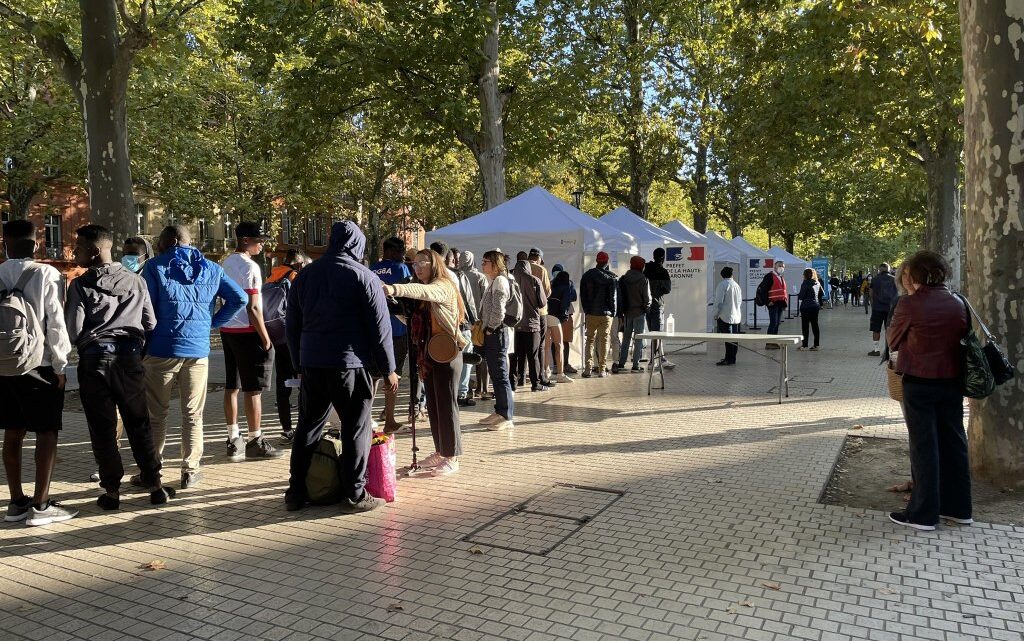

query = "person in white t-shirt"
[{"left": 221, "top": 222, "right": 282, "bottom": 462}]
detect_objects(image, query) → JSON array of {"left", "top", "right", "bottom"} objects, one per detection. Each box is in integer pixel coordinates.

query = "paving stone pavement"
[{"left": 1, "top": 306, "right": 1022, "bottom": 641}]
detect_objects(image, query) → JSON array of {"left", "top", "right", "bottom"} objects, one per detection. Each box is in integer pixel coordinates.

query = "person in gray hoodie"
[
  {"left": 66, "top": 225, "right": 173, "bottom": 511},
  {"left": 458, "top": 250, "right": 490, "bottom": 398}
]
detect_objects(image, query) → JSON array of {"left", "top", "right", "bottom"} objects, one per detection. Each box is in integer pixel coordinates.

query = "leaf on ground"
[
  {"left": 706, "top": 478, "right": 723, "bottom": 484},
  {"left": 141, "top": 560, "right": 166, "bottom": 571},
  {"left": 386, "top": 603, "right": 404, "bottom": 612},
  {"left": 878, "top": 587, "right": 899, "bottom": 595},
  {"left": 469, "top": 547, "right": 484, "bottom": 555},
  {"left": 852, "top": 424, "right": 865, "bottom": 430},
  {"left": 855, "top": 513, "right": 866, "bottom": 518},
  {"left": 739, "top": 600, "right": 755, "bottom": 607},
  {"left": 762, "top": 581, "right": 782, "bottom": 591}
]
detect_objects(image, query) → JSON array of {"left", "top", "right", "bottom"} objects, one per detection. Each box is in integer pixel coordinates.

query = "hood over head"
[
  {"left": 552, "top": 270, "right": 571, "bottom": 288},
  {"left": 459, "top": 250, "right": 477, "bottom": 271},
  {"left": 328, "top": 221, "right": 366, "bottom": 262},
  {"left": 167, "top": 245, "right": 207, "bottom": 284},
  {"left": 82, "top": 262, "right": 138, "bottom": 296}
]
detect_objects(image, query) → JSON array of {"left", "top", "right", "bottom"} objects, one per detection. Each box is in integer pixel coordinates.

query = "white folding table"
[{"left": 637, "top": 332, "right": 804, "bottom": 404}]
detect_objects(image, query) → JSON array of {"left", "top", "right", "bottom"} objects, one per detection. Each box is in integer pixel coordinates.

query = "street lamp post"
[{"left": 572, "top": 188, "right": 584, "bottom": 210}]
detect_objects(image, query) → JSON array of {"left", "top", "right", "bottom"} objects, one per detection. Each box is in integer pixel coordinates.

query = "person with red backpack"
[{"left": 1, "top": 219, "right": 74, "bottom": 526}]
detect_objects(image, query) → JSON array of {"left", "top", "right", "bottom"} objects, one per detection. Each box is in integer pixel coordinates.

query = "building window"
[
  {"left": 281, "top": 210, "right": 293, "bottom": 245},
  {"left": 136, "top": 203, "right": 147, "bottom": 234},
  {"left": 306, "top": 214, "right": 326, "bottom": 246},
  {"left": 198, "top": 219, "right": 208, "bottom": 245},
  {"left": 45, "top": 213, "right": 61, "bottom": 258}
]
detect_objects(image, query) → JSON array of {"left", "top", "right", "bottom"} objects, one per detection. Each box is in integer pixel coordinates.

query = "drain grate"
[{"left": 463, "top": 484, "right": 624, "bottom": 556}]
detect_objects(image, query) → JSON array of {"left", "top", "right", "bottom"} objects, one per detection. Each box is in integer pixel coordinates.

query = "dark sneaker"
[
  {"left": 581, "top": 370, "right": 592, "bottom": 379},
  {"left": 565, "top": 365, "right": 579, "bottom": 374},
  {"left": 25, "top": 501, "right": 78, "bottom": 527},
  {"left": 888, "top": 511, "right": 936, "bottom": 531},
  {"left": 382, "top": 422, "right": 403, "bottom": 435},
  {"left": 611, "top": 364, "right": 622, "bottom": 374},
  {"left": 868, "top": 350, "right": 881, "bottom": 356},
  {"left": 457, "top": 397, "right": 477, "bottom": 407},
  {"left": 97, "top": 493, "right": 120, "bottom": 510},
  {"left": 284, "top": 489, "right": 306, "bottom": 512},
  {"left": 940, "top": 514, "right": 974, "bottom": 525},
  {"left": 716, "top": 359, "right": 729, "bottom": 366},
  {"left": 597, "top": 371, "right": 608, "bottom": 378},
  {"left": 227, "top": 436, "right": 246, "bottom": 462},
  {"left": 530, "top": 385, "right": 550, "bottom": 392},
  {"left": 89, "top": 471, "right": 101, "bottom": 483},
  {"left": 151, "top": 487, "right": 176, "bottom": 505},
  {"left": 180, "top": 471, "right": 203, "bottom": 490},
  {"left": 4, "top": 497, "right": 32, "bottom": 522},
  {"left": 279, "top": 430, "right": 295, "bottom": 445},
  {"left": 246, "top": 435, "right": 284, "bottom": 459},
  {"left": 630, "top": 365, "right": 643, "bottom": 373},
  {"left": 129, "top": 473, "right": 145, "bottom": 487},
  {"left": 341, "top": 492, "right": 384, "bottom": 513}
]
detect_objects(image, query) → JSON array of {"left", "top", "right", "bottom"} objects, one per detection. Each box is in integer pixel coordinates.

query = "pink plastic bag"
[{"left": 366, "top": 433, "right": 397, "bottom": 503}]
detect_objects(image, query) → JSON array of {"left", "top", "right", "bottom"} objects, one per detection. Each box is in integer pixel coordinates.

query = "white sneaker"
[
  {"left": 479, "top": 413, "right": 502, "bottom": 425},
  {"left": 24, "top": 501, "right": 78, "bottom": 527},
  {"left": 488, "top": 419, "right": 514, "bottom": 431},
  {"left": 662, "top": 360, "right": 677, "bottom": 370},
  {"left": 419, "top": 452, "right": 445, "bottom": 468},
  {"left": 371, "top": 419, "right": 380, "bottom": 431},
  {"left": 555, "top": 374, "right": 574, "bottom": 383},
  {"left": 431, "top": 458, "right": 460, "bottom": 476}
]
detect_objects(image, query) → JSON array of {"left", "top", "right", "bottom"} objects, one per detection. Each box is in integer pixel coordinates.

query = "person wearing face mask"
[
  {"left": 758, "top": 261, "right": 788, "bottom": 349},
  {"left": 120, "top": 236, "right": 153, "bottom": 274}
]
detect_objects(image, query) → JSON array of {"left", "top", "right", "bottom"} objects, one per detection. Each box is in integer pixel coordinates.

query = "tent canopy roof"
[
  {"left": 767, "top": 246, "right": 810, "bottom": 266},
  {"left": 661, "top": 220, "right": 706, "bottom": 243},
  {"left": 702, "top": 231, "right": 742, "bottom": 264},
  {"left": 600, "top": 207, "right": 681, "bottom": 245},
  {"left": 427, "top": 186, "right": 638, "bottom": 254},
  {"left": 730, "top": 235, "right": 771, "bottom": 258}
]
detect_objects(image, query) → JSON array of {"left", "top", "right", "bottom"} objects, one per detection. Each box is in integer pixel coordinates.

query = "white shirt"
[
  {"left": 221, "top": 252, "right": 262, "bottom": 332},
  {"left": 714, "top": 278, "right": 743, "bottom": 325},
  {"left": 0, "top": 259, "right": 71, "bottom": 374}
]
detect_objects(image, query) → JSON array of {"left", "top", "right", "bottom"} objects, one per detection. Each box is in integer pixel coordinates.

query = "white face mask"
[{"left": 775, "top": 266, "right": 785, "bottom": 275}]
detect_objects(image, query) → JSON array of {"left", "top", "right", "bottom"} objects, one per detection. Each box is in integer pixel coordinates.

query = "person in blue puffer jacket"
[{"left": 142, "top": 225, "right": 247, "bottom": 490}]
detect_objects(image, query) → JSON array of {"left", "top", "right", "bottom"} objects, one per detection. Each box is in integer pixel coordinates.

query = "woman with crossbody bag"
[{"left": 384, "top": 249, "right": 467, "bottom": 477}]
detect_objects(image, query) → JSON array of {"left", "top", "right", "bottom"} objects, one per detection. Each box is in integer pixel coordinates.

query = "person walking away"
[
  {"left": 458, "top": 250, "right": 490, "bottom": 398},
  {"left": 528, "top": 248, "right": 556, "bottom": 386},
  {"left": 851, "top": 272, "right": 863, "bottom": 306},
  {"left": 221, "top": 222, "right": 282, "bottom": 462},
  {"left": 614, "top": 256, "right": 650, "bottom": 373},
  {"left": 385, "top": 249, "right": 467, "bottom": 476},
  {"left": 66, "top": 225, "right": 174, "bottom": 510},
  {"left": 476, "top": 251, "right": 515, "bottom": 430},
  {"left": 431, "top": 242, "right": 478, "bottom": 407},
  {"left": 643, "top": 248, "right": 674, "bottom": 370},
  {"left": 579, "top": 252, "right": 618, "bottom": 378},
  {"left": 713, "top": 267, "right": 743, "bottom": 366},
  {"left": 371, "top": 237, "right": 414, "bottom": 433},
  {"left": 547, "top": 265, "right": 577, "bottom": 383},
  {"left": 552, "top": 265, "right": 580, "bottom": 375},
  {"left": 1, "top": 219, "right": 74, "bottom": 526},
  {"left": 869, "top": 263, "right": 898, "bottom": 356},
  {"left": 797, "top": 269, "right": 824, "bottom": 351},
  {"left": 285, "top": 222, "right": 397, "bottom": 511},
  {"left": 266, "top": 249, "right": 311, "bottom": 442},
  {"left": 144, "top": 226, "right": 246, "bottom": 488},
  {"left": 759, "top": 261, "right": 788, "bottom": 348},
  {"left": 511, "top": 251, "right": 548, "bottom": 391},
  {"left": 886, "top": 251, "right": 972, "bottom": 531},
  {"left": 862, "top": 275, "right": 871, "bottom": 314}
]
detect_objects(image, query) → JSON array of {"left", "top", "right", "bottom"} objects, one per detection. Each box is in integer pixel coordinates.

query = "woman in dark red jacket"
[{"left": 886, "top": 251, "right": 971, "bottom": 531}]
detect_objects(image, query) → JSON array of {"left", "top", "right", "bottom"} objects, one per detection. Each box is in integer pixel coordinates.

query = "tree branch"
[{"left": 0, "top": 1, "right": 83, "bottom": 101}]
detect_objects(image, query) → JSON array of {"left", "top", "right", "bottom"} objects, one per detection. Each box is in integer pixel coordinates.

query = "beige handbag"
[{"left": 886, "top": 360, "right": 904, "bottom": 402}]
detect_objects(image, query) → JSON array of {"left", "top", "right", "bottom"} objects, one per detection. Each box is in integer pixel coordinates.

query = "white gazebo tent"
[
  {"left": 767, "top": 247, "right": 812, "bottom": 295},
  {"left": 425, "top": 187, "right": 640, "bottom": 360},
  {"left": 600, "top": 207, "right": 685, "bottom": 260},
  {"left": 661, "top": 220, "right": 707, "bottom": 244},
  {"left": 702, "top": 231, "right": 744, "bottom": 328}
]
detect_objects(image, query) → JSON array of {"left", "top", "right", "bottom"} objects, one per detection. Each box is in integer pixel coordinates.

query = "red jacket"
[{"left": 888, "top": 286, "right": 968, "bottom": 379}]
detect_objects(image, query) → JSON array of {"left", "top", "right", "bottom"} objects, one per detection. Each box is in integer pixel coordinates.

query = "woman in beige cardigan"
[{"left": 383, "top": 249, "right": 466, "bottom": 476}]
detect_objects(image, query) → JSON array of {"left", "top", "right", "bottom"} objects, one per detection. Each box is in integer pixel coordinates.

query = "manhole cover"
[{"left": 463, "top": 484, "right": 624, "bottom": 556}]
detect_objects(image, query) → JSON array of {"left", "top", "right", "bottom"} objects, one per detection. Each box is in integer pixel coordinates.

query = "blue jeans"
[
  {"left": 618, "top": 314, "right": 646, "bottom": 367},
  {"left": 458, "top": 329, "right": 473, "bottom": 399},
  {"left": 767, "top": 304, "right": 785, "bottom": 335},
  {"left": 484, "top": 330, "right": 513, "bottom": 420}
]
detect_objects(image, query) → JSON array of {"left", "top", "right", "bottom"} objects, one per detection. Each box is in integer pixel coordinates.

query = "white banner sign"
[{"left": 663, "top": 245, "right": 709, "bottom": 339}]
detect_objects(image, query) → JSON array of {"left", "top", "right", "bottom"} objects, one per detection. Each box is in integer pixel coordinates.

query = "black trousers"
[
  {"left": 274, "top": 343, "right": 299, "bottom": 432},
  {"left": 716, "top": 319, "right": 739, "bottom": 363},
  {"left": 512, "top": 330, "right": 542, "bottom": 388},
  {"left": 288, "top": 367, "right": 373, "bottom": 502},
  {"left": 800, "top": 308, "right": 820, "bottom": 347},
  {"left": 78, "top": 346, "right": 162, "bottom": 492},
  {"left": 425, "top": 354, "right": 463, "bottom": 457},
  {"left": 903, "top": 376, "right": 972, "bottom": 524}
]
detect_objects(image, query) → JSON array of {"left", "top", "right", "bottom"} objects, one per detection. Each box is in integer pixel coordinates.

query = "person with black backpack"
[
  {"left": 477, "top": 250, "right": 515, "bottom": 431},
  {"left": 1, "top": 219, "right": 74, "bottom": 527},
  {"left": 264, "top": 249, "right": 311, "bottom": 442}
]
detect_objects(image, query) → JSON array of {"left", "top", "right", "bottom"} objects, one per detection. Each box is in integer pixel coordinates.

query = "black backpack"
[
  {"left": 261, "top": 277, "right": 291, "bottom": 345},
  {"left": 755, "top": 275, "right": 771, "bottom": 307}
]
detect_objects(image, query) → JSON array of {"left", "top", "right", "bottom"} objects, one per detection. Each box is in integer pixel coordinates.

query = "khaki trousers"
[
  {"left": 144, "top": 356, "right": 209, "bottom": 473},
  {"left": 584, "top": 315, "right": 613, "bottom": 371}
]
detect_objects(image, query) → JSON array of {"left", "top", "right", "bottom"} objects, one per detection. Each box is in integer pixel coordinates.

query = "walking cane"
[{"left": 405, "top": 320, "right": 421, "bottom": 474}]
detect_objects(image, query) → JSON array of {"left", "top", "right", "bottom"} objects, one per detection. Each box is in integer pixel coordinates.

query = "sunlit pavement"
[{"left": 2, "top": 307, "right": 1021, "bottom": 641}]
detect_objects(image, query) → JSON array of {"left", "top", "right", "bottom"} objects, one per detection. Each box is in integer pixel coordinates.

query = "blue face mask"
[{"left": 120, "top": 255, "right": 141, "bottom": 273}]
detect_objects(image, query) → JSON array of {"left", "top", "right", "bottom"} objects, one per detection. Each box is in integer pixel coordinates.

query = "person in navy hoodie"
[
  {"left": 370, "top": 236, "right": 413, "bottom": 433},
  {"left": 284, "top": 221, "right": 397, "bottom": 512},
  {"left": 142, "top": 225, "right": 246, "bottom": 490}
]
